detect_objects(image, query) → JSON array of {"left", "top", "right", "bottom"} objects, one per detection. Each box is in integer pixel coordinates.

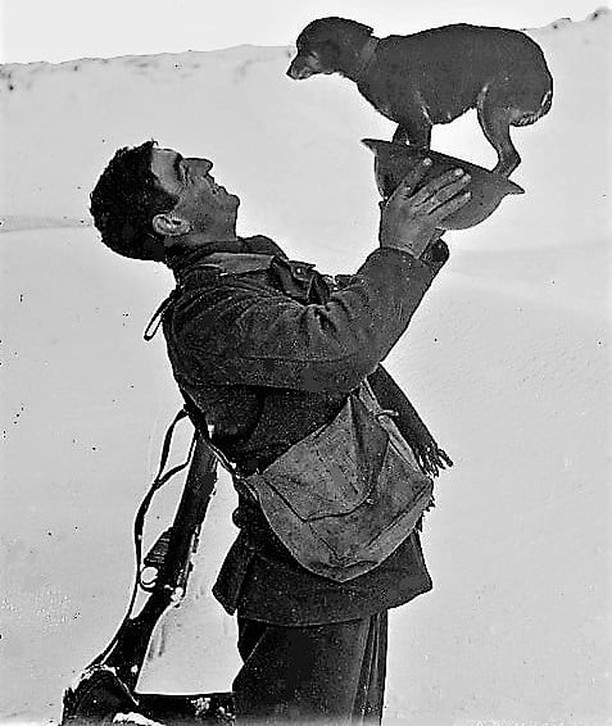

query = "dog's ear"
[
  {"left": 339, "top": 18, "right": 374, "bottom": 38},
  {"left": 298, "top": 17, "right": 374, "bottom": 48},
  {"left": 319, "top": 17, "right": 374, "bottom": 41},
  {"left": 294, "top": 17, "right": 374, "bottom": 74}
]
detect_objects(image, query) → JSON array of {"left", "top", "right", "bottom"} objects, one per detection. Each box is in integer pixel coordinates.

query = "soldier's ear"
[{"left": 152, "top": 211, "right": 192, "bottom": 237}]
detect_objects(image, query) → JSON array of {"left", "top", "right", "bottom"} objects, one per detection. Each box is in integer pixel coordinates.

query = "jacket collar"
[{"left": 165, "top": 235, "right": 287, "bottom": 280}]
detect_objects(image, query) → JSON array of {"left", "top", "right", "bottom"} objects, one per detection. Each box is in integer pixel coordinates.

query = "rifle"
[{"left": 61, "top": 411, "right": 235, "bottom": 725}]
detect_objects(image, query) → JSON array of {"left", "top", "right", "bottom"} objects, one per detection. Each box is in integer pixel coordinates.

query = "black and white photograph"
[{"left": 1, "top": 1, "right": 610, "bottom": 724}]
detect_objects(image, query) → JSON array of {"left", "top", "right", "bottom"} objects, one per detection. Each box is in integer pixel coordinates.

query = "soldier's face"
[{"left": 150, "top": 147, "right": 239, "bottom": 231}]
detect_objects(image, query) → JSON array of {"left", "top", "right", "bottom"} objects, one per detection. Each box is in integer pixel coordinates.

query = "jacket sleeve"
[{"left": 174, "top": 246, "right": 447, "bottom": 394}]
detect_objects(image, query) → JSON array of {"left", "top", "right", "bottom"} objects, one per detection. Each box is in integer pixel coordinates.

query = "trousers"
[{"left": 232, "top": 611, "right": 388, "bottom": 725}]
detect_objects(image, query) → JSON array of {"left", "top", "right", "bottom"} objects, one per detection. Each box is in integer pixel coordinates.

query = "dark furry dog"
[{"left": 287, "top": 17, "right": 553, "bottom": 177}]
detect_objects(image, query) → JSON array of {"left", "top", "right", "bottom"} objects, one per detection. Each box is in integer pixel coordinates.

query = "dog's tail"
[{"left": 513, "top": 86, "right": 553, "bottom": 127}]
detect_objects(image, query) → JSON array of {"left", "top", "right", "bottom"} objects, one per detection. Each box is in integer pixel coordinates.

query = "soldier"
[{"left": 89, "top": 140, "right": 470, "bottom": 724}]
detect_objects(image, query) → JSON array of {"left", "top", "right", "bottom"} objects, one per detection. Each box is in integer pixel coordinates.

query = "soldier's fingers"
[
  {"left": 429, "top": 188, "right": 472, "bottom": 220},
  {"left": 411, "top": 169, "right": 470, "bottom": 207},
  {"left": 417, "top": 174, "right": 472, "bottom": 213},
  {"left": 390, "top": 157, "right": 433, "bottom": 200}
]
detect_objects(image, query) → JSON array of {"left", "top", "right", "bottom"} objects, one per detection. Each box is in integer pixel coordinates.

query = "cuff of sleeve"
[
  {"left": 420, "top": 238, "right": 450, "bottom": 267},
  {"left": 368, "top": 241, "right": 449, "bottom": 274}
]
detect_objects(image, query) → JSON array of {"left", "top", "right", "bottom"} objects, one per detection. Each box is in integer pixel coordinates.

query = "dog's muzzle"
[{"left": 286, "top": 57, "right": 317, "bottom": 80}]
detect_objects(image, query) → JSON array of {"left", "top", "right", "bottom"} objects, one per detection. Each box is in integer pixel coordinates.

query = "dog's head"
[{"left": 287, "top": 17, "right": 374, "bottom": 80}]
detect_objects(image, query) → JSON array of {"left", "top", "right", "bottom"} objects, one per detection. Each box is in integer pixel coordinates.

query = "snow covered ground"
[{"left": 1, "top": 7, "right": 610, "bottom": 725}]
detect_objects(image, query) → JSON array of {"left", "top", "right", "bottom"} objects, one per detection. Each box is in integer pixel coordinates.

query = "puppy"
[{"left": 287, "top": 17, "right": 553, "bottom": 177}]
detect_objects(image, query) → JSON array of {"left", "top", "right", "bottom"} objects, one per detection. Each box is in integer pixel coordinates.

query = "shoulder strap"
[{"left": 180, "top": 387, "right": 240, "bottom": 480}]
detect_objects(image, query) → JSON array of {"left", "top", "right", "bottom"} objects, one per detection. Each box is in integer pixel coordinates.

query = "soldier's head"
[{"left": 90, "top": 140, "right": 239, "bottom": 262}]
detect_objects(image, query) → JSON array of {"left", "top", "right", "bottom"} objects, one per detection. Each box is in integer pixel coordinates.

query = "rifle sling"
[{"left": 86, "top": 416, "right": 219, "bottom": 692}]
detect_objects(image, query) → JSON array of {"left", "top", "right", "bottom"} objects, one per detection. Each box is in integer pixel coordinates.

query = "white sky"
[{"left": 0, "top": 0, "right": 606, "bottom": 64}]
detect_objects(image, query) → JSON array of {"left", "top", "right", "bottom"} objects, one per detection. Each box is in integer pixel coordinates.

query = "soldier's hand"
[{"left": 379, "top": 160, "right": 472, "bottom": 257}]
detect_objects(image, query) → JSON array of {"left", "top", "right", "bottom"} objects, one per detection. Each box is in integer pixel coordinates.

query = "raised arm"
[{"left": 172, "top": 163, "right": 471, "bottom": 394}]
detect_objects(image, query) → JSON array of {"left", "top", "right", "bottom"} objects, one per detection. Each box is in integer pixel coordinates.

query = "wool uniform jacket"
[{"left": 161, "top": 234, "right": 449, "bottom": 626}]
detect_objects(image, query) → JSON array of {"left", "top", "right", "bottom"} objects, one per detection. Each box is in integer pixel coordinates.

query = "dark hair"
[{"left": 89, "top": 139, "right": 178, "bottom": 261}]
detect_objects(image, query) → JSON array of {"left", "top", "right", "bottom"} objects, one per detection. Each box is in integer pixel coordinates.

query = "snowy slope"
[{"left": 1, "top": 8, "right": 610, "bottom": 725}]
